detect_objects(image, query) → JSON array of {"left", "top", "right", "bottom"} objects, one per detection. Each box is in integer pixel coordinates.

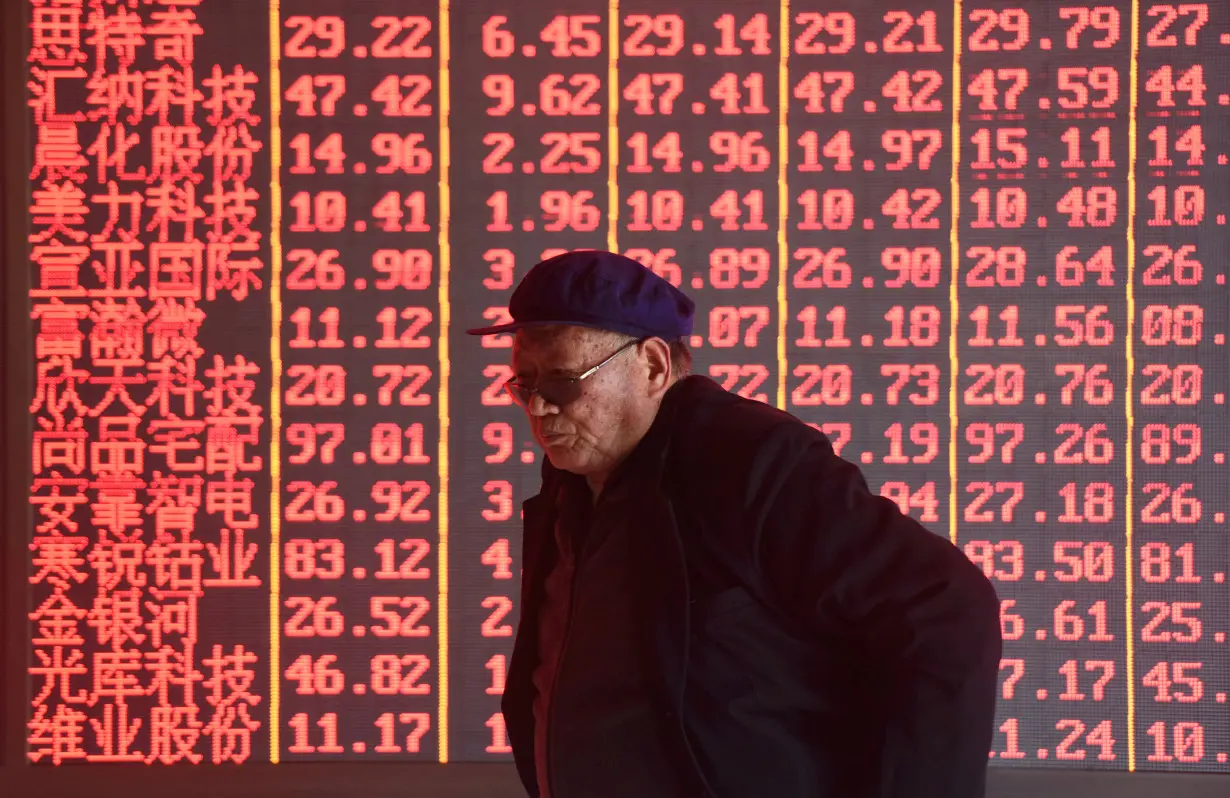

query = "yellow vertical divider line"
[
  {"left": 608, "top": 0, "right": 619, "bottom": 252},
  {"left": 1125, "top": 0, "right": 1140, "bottom": 772},
  {"left": 267, "top": 0, "right": 284, "bottom": 763},
  {"left": 437, "top": 0, "right": 452, "bottom": 764},
  {"left": 776, "top": 0, "right": 789, "bottom": 411},
  {"left": 948, "top": 1, "right": 963, "bottom": 547}
]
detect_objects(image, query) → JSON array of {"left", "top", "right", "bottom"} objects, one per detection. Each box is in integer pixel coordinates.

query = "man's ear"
[{"left": 640, "top": 337, "right": 672, "bottom": 395}]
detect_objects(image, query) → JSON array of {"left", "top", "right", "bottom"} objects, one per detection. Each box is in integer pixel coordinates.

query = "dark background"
[{"left": 2, "top": 0, "right": 1227, "bottom": 794}]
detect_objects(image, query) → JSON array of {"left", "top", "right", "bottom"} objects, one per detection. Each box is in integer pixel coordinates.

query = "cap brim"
[
  {"left": 465, "top": 319, "right": 568, "bottom": 336},
  {"left": 464, "top": 323, "right": 517, "bottom": 336},
  {"left": 467, "top": 320, "right": 685, "bottom": 337}
]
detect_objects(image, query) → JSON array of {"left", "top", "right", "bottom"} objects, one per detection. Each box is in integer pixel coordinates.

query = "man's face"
[{"left": 511, "top": 326, "right": 654, "bottom": 478}]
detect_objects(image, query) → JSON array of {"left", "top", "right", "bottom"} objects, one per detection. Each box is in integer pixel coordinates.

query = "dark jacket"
[{"left": 503, "top": 376, "right": 1002, "bottom": 798}]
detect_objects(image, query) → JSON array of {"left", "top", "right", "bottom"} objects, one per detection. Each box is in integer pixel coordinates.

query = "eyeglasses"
[{"left": 504, "top": 338, "right": 641, "bottom": 408}]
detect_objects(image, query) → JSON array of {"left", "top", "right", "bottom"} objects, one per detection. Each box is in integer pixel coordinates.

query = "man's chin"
[{"left": 543, "top": 447, "right": 589, "bottom": 474}]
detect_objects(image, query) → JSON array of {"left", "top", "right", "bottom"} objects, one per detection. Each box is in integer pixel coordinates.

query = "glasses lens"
[
  {"left": 538, "top": 378, "right": 582, "bottom": 408},
  {"left": 505, "top": 378, "right": 584, "bottom": 408}
]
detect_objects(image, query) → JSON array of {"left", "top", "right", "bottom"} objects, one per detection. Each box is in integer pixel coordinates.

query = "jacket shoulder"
[{"left": 667, "top": 378, "right": 829, "bottom": 505}]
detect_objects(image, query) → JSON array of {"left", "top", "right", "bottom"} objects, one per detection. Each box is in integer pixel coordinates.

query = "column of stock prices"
[{"left": 20, "top": 0, "right": 1230, "bottom": 773}]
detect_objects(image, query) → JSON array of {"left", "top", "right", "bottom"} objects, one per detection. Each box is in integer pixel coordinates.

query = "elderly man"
[{"left": 467, "top": 250, "right": 1001, "bottom": 798}]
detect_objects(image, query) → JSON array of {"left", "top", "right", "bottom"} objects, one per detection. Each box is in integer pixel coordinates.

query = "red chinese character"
[
  {"left": 29, "top": 2, "right": 88, "bottom": 68},
  {"left": 146, "top": 705, "right": 203, "bottom": 764},
  {"left": 86, "top": 383, "right": 147, "bottom": 420},
  {"left": 84, "top": 68, "right": 145, "bottom": 126},
  {"left": 90, "top": 418, "right": 146, "bottom": 479},
  {"left": 147, "top": 298, "right": 205, "bottom": 358},
  {"left": 90, "top": 473, "right": 147, "bottom": 536},
  {"left": 204, "top": 477, "right": 257, "bottom": 529},
  {"left": 28, "top": 703, "right": 90, "bottom": 764},
  {"left": 204, "top": 122, "right": 261, "bottom": 184},
  {"left": 28, "top": 66, "right": 89, "bottom": 125},
  {"left": 29, "top": 536, "right": 90, "bottom": 589},
  {"left": 151, "top": 123, "right": 204, "bottom": 184},
  {"left": 30, "top": 645, "right": 90, "bottom": 706},
  {"left": 145, "top": 536, "right": 204, "bottom": 592},
  {"left": 87, "top": 124, "right": 145, "bottom": 183},
  {"left": 90, "top": 649, "right": 146, "bottom": 702},
  {"left": 94, "top": 417, "right": 143, "bottom": 472},
  {"left": 33, "top": 417, "right": 88, "bottom": 477},
  {"left": 146, "top": 472, "right": 204, "bottom": 538},
  {"left": 31, "top": 122, "right": 90, "bottom": 183},
  {"left": 88, "top": 701, "right": 143, "bottom": 762},
  {"left": 204, "top": 180, "right": 259, "bottom": 243},
  {"left": 85, "top": 6, "right": 146, "bottom": 71},
  {"left": 31, "top": 241, "right": 91, "bottom": 298},
  {"left": 147, "top": 8, "right": 202, "bottom": 65},
  {"left": 30, "top": 474, "right": 90, "bottom": 536},
  {"left": 206, "top": 241, "right": 262, "bottom": 301},
  {"left": 148, "top": 240, "right": 204, "bottom": 302},
  {"left": 203, "top": 354, "right": 259, "bottom": 417},
  {"left": 145, "top": 183, "right": 204, "bottom": 243},
  {"left": 31, "top": 299, "right": 90, "bottom": 359},
  {"left": 90, "top": 179, "right": 144, "bottom": 239},
  {"left": 87, "top": 538, "right": 148, "bottom": 592},
  {"left": 144, "top": 64, "right": 202, "bottom": 126},
  {"left": 204, "top": 419, "right": 262, "bottom": 476},
  {"left": 29, "top": 180, "right": 89, "bottom": 243},
  {"left": 201, "top": 65, "right": 260, "bottom": 127},
  {"left": 147, "top": 419, "right": 205, "bottom": 471},
  {"left": 90, "top": 238, "right": 146, "bottom": 299},
  {"left": 89, "top": 297, "right": 147, "bottom": 369},
  {"left": 29, "top": 588, "right": 87, "bottom": 646},
  {"left": 204, "top": 528, "right": 259, "bottom": 588},
  {"left": 146, "top": 355, "right": 202, "bottom": 417},
  {"left": 31, "top": 356, "right": 91, "bottom": 422},
  {"left": 88, "top": 590, "right": 148, "bottom": 651},
  {"left": 201, "top": 644, "right": 261, "bottom": 764},
  {"left": 144, "top": 642, "right": 202, "bottom": 707},
  {"left": 144, "top": 593, "right": 199, "bottom": 649},
  {"left": 204, "top": 703, "right": 259, "bottom": 764},
  {"left": 203, "top": 646, "right": 260, "bottom": 702}
]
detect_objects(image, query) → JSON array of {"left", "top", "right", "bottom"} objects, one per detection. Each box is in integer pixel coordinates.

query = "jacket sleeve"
[{"left": 754, "top": 432, "right": 1002, "bottom": 798}]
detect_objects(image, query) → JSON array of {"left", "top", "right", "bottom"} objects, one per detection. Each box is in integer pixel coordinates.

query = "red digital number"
[
  {"left": 370, "top": 596, "right": 431, "bottom": 637},
  {"left": 371, "top": 654, "right": 432, "bottom": 695},
  {"left": 967, "top": 9, "right": 1030, "bottom": 51},
  {"left": 284, "top": 538, "right": 345, "bottom": 579},
  {"left": 1060, "top": 7, "right": 1121, "bottom": 48},
  {"left": 1145, "top": 5, "right": 1209, "bottom": 47},
  {"left": 623, "top": 14, "right": 685, "bottom": 57},
  {"left": 964, "top": 540, "right": 1024, "bottom": 581},
  {"left": 794, "top": 12, "right": 856, "bottom": 56}
]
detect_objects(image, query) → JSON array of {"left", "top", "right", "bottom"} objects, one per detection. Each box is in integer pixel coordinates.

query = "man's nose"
[{"left": 527, "top": 393, "right": 555, "bottom": 416}]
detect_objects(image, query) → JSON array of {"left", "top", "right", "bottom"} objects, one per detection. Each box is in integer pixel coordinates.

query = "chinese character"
[
  {"left": 147, "top": 8, "right": 202, "bottom": 65},
  {"left": 85, "top": 6, "right": 146, "bottom": 71},
  {"left": 29, "top": 180, "right": 89, "bottom": 244},
  {"left": 31, "top": 241, "right": 91, "bottom": 298},
  {"left": 28, "top": 703, "right": 90, "bottom": 764},
  {"left": 31, "top": 123, "right": 89, "bottom": 183},
  {"left": 201, "top": 65, "right": 259, "bottom": 127},
  {"left": 29, "top": 2, "right": 87, "bottom": 68},
  {"left": 201, "top": 644, "right": 261, "bottom": 764}
]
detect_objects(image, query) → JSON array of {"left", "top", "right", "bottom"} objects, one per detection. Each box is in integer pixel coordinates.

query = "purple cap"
[{"left": 466, "top": 249, "right": 695, "bottom": 339}]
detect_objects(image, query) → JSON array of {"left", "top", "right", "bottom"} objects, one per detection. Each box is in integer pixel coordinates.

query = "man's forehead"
[{"left": 513, "top": 326, "right": 610, "bottom": 370}]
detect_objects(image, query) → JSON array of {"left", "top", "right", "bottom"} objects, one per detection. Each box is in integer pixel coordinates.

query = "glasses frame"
[{"left": 504, "top": 337, "right": 643, "bottom": 408}]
